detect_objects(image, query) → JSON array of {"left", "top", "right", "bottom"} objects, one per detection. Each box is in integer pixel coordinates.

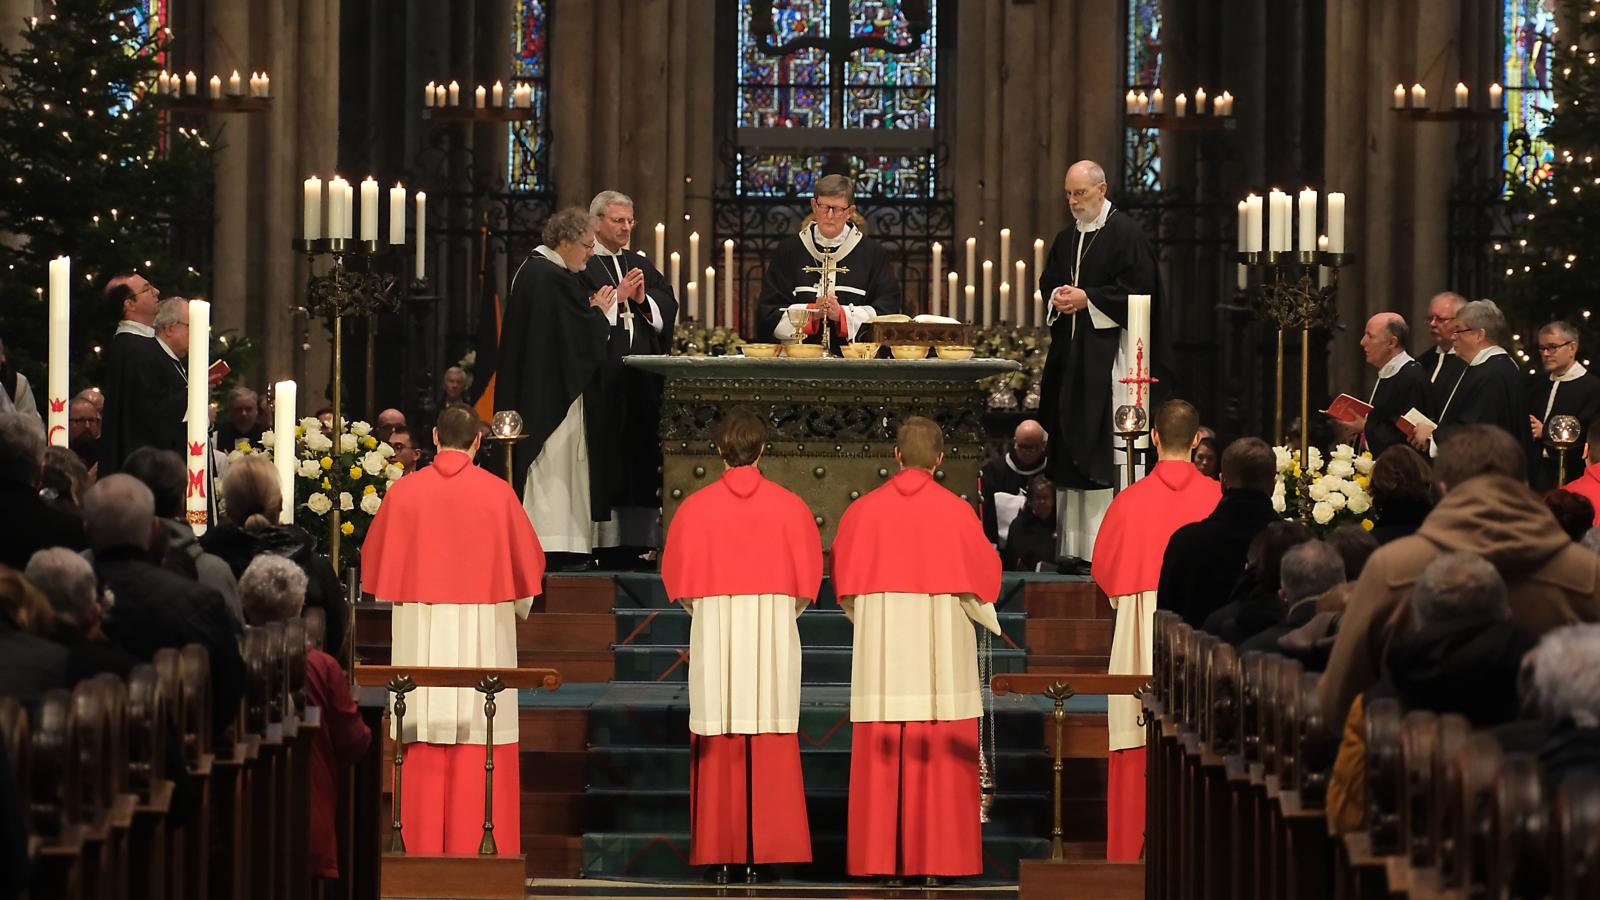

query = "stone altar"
[{"left": 623, "top": 355, "right": 1022, "bottom": 545}]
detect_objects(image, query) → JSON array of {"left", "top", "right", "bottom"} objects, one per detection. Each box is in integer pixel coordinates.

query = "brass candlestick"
[
  {"left": 1113, "top": 403, "right": 1150, "bottom": 495},
  {"left": 1549, "top": 414, "right": 1582, "bottom": 487},
  {"left": 485, "top": 410, "right": 529, "bottom": 489}
]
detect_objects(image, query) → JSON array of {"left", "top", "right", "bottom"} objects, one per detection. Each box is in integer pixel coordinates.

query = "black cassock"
[
  {"left": 99, "top": 331, "right": 186, "bottom": 474},
  {"left": 495, "top": 252, "right": 615, "bottom": 504},
  {"left": 755, "top": 223, "right": 900, "bottom": 351},
  {"left": 1436, "top": 351, "right": 1532, "bottom": 448},
  {"left": 1364, "top": 359, "right": 1432, "bottom": 457},
  {"left": 1037, "top": 207, "right": 1160, "bottom": 490},
  {"left": 1416, "top": 346, "right": 1467, "bottom": 410},
  {"left": 581, "top": 248, "right": 679, "bottom": 511},
  {"left": 1526, "top": 367, "right": 1600, "bottom": 489}
]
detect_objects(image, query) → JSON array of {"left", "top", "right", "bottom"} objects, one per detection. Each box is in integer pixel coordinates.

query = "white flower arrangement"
[
  {"left": 1274, "top": 442, "right": 1376, "bottom": 535},
  {"left": 306, "top": 492, "right": 333, "bottom": 515}
]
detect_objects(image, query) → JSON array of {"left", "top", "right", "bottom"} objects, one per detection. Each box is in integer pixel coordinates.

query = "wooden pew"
[
  {"left": 29, "top": 689, "right": 85, "bottom": 900},
  {"left": 280, "top": 617, "right": 321, "bottom": 900},
  {"left": 1145, "top": 611, "right": 1178, "bottom": 900},
  {"left": 173, "top": 646, "right": 216, "bottom": 900},
  {"left": 1446, "top": 730, "right": 1503, "bottom": 895},
  {"left": 1551, "top": 772, "right": 1600, "bottom": 899},
  {"left": 124, "top": 663, "right": 174, "bottom": 900},
  {"left": 1489, "top": 753, "right": 1549, "bottom": 898},
  {"left": 244, "top": 622, "right": 285, "bottom": 900},
  {"left": 1275, "top": 670, "right": 1334, "bottom": 900}
]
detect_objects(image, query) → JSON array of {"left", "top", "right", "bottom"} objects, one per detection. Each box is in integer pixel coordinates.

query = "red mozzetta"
[
  {"left": 1091, "top": 459, "right": 1220, "bottom": 597},
  {"left": 362, "top": 450, "right": 547, "bottom": 603},
  {"left": 662, "top": 465, "right": 824, "bottom": 601},
  {"left": 832, "top": 468, "right": 1002, "bottom": 604}
]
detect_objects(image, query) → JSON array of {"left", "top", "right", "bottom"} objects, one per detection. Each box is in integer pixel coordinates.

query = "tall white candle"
[
  {"left": 655, "top": 223, "right": 666, "bottom": 264},
  {"left": 1032, "top": 238, "right": 1045, "bottom": 290},
  {"left": 1194, "top": 86, "right": 1207, "bottom": 114},
  {"left": 704, "top": 266, "right": 716, "bottom": 327},
  {"left": 342, "top": 180, "right": 355, "bottom": 239},
  {"left": 1279, "top": 192, "right": 1294, "bottom": 251},
  {"left": 669, "top": 251, "right": 681, "bottom": 303},
  {"left": 965, "top": 237, "right": 977, "bottom": 288},
  {"left": 448, "top": 80, "right": 460, "bottom": 106},
  {"left": 158, "top": 71, "right": 170, "bottom": 94},
  {"left": 723, "top": 239, "right": 735, "bottom": 327},
  {"left": 414, "top": 192, "right": 427, "bottom": 279},
  {"left": 1455, "top": 82, "right": 1469, "bottom": 109},
  {"left": 1394, "top": 83, "right": 1406, "bottom": 109},
  {"left": 999, "top": 229, "right": 1011, "bottom": 279},
  {"left": 1175, "top": 93, "right": 1188, "bottom": 117},
  {"left": 1411, "top": 83, "right": 1426, "bottom": 108},
  {"left": 689, "top": 231, "right": 700, "bottom": 282},
  {"left": 687, "top": 281, "right": 699, "bottom": 323},
  {"left": 208, "top": 75, "right": 221, "bottom": 99},
  {"left": 424, "top": 81, "right": 435, "bottom": 107},
  {"left": 1246, "top": 193, "right": 1264, "bottom": 252},
  {"left": 1033, "top": 290, "right": 1044, "bottom": 329},
  {"left": 1151, "top": 88, "right": 1165, "bottom": 114},
  {"left": 184, "top": 71, "right": 197, "bottom": 95},
  {"left": 47, "top": 256, "right": 69, "bottom": 447},
  {"left": 474, "top": 84, "right": 486, "bottom": 108},
  {"left": 1014, "top": 259, "right": 1027, "bottom": 316},
  {"left": 327, "top": 176, "right": 349, "bottom": 239},
  {"left": 273, "top": 380, "right": 297, "bottom": 525},
  {"left": 1124, "top": 90, "right": 1137, "bottom": 115},
  {"left": 1219, "top": 91, "right": 1233, "bottom": 116},
  {"left": 1267, "top": 189, "right": 1286, "bottom": 252},
  {"left": 964, "top": 284, "right": 975, "bottom": 323},
  {"left": 1297, "top": 188, "right": 1318, "bottom": 251},
  {"left": 492, "top": 81, "right": 504, "bottom": 106},
  {"left": 999, "top": 282, "right": 1011, "bottom": 324},
  {"left": 930, "top": 241, "right": 942, "bottom": 311},
  {"left": 1490, "top": 83, "right": 1503, "bottom": 110},
  {"left": 1326, "top": 192, "right": 1346, "bottom": 253},
  {"left": 1237, "top": 200, "right": 1248, "bottom": 249},
  {"left": 185, "top": 299, "right": 211, "bottom": 533},
  {"left": 1136, "top": 91, "right": 1148, "bottom": 114},
  {"left": 259, "top": 72, "right": 270, "bottom": 97},
  {"left": 388, "top": 183, "right": 405, "bottom": 245},
  {"left": 302, "top": 176, "right": 322, "bottom": 241},
  {"left": 227, "top": 70, "right": 241, "bottom": 96},
  {"left": 946, "top": 271, "right": 958, "bottom": 319},
  {"left": 435, "top": 84, "right": 447, "bottom": 107},
  {"left": 1123, "top": 294, "right": 1152, "bottom": 407},
  {"left": 982, "top": 260, "right": 994, "bottom": 326},
  {"left": 359, "top": 177, "right": 379, "bottom": 242}
]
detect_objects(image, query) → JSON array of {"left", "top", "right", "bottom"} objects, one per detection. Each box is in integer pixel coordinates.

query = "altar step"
[{"left": 612, "top": 606, "right": 1030, "bottom": 647}]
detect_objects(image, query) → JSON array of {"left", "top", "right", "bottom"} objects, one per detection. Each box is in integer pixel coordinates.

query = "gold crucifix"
[{"left": 802, "top": 251, "right": 850, "bottom": 355}]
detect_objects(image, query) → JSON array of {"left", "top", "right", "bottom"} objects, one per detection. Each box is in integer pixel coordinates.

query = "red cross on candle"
[{"left": 1117, "top": 339, "right": 1160, "bottom": 407}]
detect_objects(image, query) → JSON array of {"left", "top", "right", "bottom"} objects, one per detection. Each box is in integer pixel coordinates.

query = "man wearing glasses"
[
  {"left": 755, "top": 174, "right": 902, "bottom": 352},
  {"left": 1410, "top": 299, "right": 1530, "bottom": 455},
  {"left": 1416, "top": 291, "right": 1468, "bottom": 402},
  {"left": 1527, "top": 320, "right": 1600, "bottom": 489},
  {"left": 1038, "top": 159, "right": 1159, "bottom": 573}
]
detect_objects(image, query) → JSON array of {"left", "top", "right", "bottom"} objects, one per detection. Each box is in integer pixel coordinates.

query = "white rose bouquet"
[{"left": 1273, "top": 442, "right": 1377, "bottom": 536}]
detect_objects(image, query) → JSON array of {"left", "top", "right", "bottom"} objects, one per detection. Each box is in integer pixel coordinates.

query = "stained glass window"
[
  {"left": 508, "top": 0, "right": 551, "bottom": 192},
  {"left": 1124, "top": 0, "right": 1162, "bottom": 193},
  {"left": 1502, "top": 0, "right": 1556, "bottom": 195},
  {"left": 734, "top": 0, "right": 939, "bottom": 198},
  {"left": 128, "top": 0, "right": 168, "bottom": 64}
]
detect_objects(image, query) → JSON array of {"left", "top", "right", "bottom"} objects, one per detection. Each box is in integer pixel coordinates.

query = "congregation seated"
[
  {"left": 122, "top": 446, "right": 243, "bottom": 626},
  {"left": 1365, "top": 444, "right": 1434, "bottom": 544},
  {"left": 1543, "top": 487, "right": 1595, "bottom": 541},
  {"left": 86, "top": 474, "right": 245, "bottom": 734},
  {"left": 1326, "top": 551, "right": 1534, "bottom": 833},
  {"left": 0, "top": 564, "right": 68, "bottom": 709},
  {"left": 1527, "top": 624, "right": 1600, "bottom": 792},
  {"left": 39, "top": 444, "right": 90, "bottom": 518},
  {"left": 238, "top": 555, "right": 371, "bottom": 883},
  {"left": 0, "top": 411, "right": 86, "bottom": 571},
  {"left": 25, "top": 547, "right": 140, "bottom": 684},
  {"left": 1320, "top": 424, "right": 1600, "bottom": 731},
  {"left": 1324, "top": 522, "right": 1377, "bottom": 581},
  {"left": 202, "top": 454, "right": 347, "bottom": 657},
  {"left": 1234, "top": 537, "right": 1347, "bottom": 656},
  {"left": 1201, "top": 520, "right": 1313, "bottom": 646}
]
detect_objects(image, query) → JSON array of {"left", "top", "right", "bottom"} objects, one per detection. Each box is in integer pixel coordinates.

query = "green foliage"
[
  {"left": 1499, "top": 0, "right": 1600, "bottom": 341},
  {"left": 0, "top": 0, "right": 214, "bottom": 384}
]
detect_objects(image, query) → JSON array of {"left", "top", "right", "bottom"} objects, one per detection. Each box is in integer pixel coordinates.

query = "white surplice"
[
  {"left": 387, "top": 597, "right": 534, "bottom": 745},
  {"left": 684, "top": 593, "right": 809, "bottom": 735},
  {"left": 840, "top": 592, "right": 1003, "bottom": 723},
  {"left": 1106, "top": 589, "right": 1156, "bottom": 751}
]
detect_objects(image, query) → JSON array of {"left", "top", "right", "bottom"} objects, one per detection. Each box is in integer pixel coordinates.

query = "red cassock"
[
  {"left": 1090, "top": 459, "right": 1219, "bottom": 860},
  {"left": 662, "top": 466, "right": 823, "bottom": 866},
  {"left": 362, "top": 450, "right": 547, "bottom": 856},
  {"left": 832, "top": 468, "right": 1002, "bottom": 878}
]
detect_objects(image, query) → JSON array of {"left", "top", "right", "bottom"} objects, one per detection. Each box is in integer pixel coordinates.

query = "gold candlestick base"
[{"left": 485, "top": 433, "right": 530, "bottom": 489}]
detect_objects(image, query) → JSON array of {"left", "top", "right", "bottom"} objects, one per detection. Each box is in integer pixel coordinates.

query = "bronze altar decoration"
[{"left": 623, "top": 355, "right": 1021, "bottom": 545}]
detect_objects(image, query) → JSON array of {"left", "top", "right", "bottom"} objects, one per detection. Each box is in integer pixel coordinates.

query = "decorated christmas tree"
[
  {"left": 1499, "top": 0, "right": 1600, "bottom": 339},
  {"left": 0, "top": 0, "right": 213, "bottom": 382}
]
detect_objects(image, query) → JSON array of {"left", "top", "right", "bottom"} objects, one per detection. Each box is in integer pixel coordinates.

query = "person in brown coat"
[{"left": 1318, "top": 424, "right": 1600, "bottom": 730}]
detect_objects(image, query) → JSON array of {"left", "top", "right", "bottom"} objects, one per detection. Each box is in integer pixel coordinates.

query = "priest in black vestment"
[
  {"left": 495, "top": 207, "right": 620, "bottom": 565},
  {"left": 755, "top": 174, "right": 900, "bottom": 351},
  {"left": 581, "top": 191, "right": 679, "bottom": 558},
  {"left": 1038, "top": 159, "right": 1160, "bottom": 567},
  {"left": 99, "top": 274, "right": 185, "bottom": 474},
  {"left": 1415, "top": 291, "right": 1467, "bottom": 407},
  {"left": 1335, "top": 313, "right": 1431, "bottom": 457},
  {"left": 978, "top": 419, "right": 1050, "bottom": 551},
  {"left": 1413, "top": 300, "right": 1531, "bottom": 455},
  {"left": 1526, "top": 320, "right": 1600, "bottom": 489}
]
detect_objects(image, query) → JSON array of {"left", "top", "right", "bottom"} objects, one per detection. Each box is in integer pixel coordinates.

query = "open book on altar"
[
  {"left": 1395, "top": 407, "right": 1437, "bottom": 439},
  {"left": 1321, "top": 393, "right": 1373, "bottom": 424}
]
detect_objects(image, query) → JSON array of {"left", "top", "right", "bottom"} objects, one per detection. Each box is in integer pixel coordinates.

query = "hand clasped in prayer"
[
  {"left": 1051, "top": 284, "right": 1087, "bottom": 314},
  {"left": 590, "top": 284, "right": 618, "bottom": 313},
  {"left": 813, "top": 294, "right": 844, "bottom": 323}
]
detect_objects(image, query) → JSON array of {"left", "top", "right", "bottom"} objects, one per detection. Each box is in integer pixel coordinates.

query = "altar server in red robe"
[
  {"left": 661, "top": 407, "right": 823, "bottom": 883},
  {"left": 833, "top": 416, "right": 1003, "bottom": 885},
  {"left": 1091, "top": 399, "right": 1220, "bottom": 859},
  {"left": 362, "top": 404, "right": 547, "bottom": 855}
]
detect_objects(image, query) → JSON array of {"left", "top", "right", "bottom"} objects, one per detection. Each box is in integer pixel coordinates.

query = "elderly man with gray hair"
[
  {"left": 1235, "top": 539, "right": 1348, "bottom": 653},
  {"left": 1529, "top": 623, "right": 1600, "bottom": 787},
  {"left": 580, "top": 190, "right": 679, "bottom": 561},
  {"left": 86, "top": 473, "right": 244, "bottom": 732},
  {"left": 756, "top": 173, "right": 902, "bottom": 353},
  {"left": 1526, "top": 320, "right": 1600, "bottom": 489},
  {"left": 25, "top": 547, "right": 139, "bottom": 682},
  {"left": 1412, "top": 299, "right": 1530, "bottom": 454}
]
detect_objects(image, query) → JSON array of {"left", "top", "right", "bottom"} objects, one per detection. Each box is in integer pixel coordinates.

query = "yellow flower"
[
  {"left": 295, "top": 425, "right": 303, "bottom": 437},
  {"left": 1355, "top": 475, "right": 1371, "bottom": 491},
  {"left": 320, "top": 456, "right": 333, "bottom": 470},
  {"left": 363, "top": 484, "right": 377, "bottom": 494},
  {"left": 1361, "top": 518, "right": 1375, "bottom": 531},
  {"left": 321, "top": 478, "right": 331, "bottom": 490},
  {"left": 363, "top": 436, "right": 377, "bottom": 449},
  {"left": 341, "top": 522, "right": 355, "bottom": 536},
  {"left": 349, "top": 466, "right": 364, "bottom": 480}
]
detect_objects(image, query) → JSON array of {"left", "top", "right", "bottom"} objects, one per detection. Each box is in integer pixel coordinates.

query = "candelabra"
[
  {"left": 1237, "top": 249, "right": 1355, "bottom": 470},
  {"left": 294, "top": 237, "right": 412, "bottom": 571}
]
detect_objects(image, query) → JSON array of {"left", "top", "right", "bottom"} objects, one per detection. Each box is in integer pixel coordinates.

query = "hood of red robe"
[
  {"left": 661, "top": 466, "right": 824, "bottom": 601},
  {"left": 361, "top": 450, "right": 547, "bottom": 603},
  {"left": 831, "top": 468, "right": 1002, "bottom": 604},
  {"left": 1091, "top": 459, "right": 1220, "bottom": 597}
]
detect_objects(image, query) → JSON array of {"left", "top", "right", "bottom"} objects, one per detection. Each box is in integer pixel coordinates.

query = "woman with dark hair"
[
  {"left": 1544, "top": 489, "right": 1596, "bottom": 542},
  {"left": 1368, "top": 444, "right": 1435, "bottom": 544},
  {"left": 1191, "top": 436, "right": 1220, "bottom": 480},
  {"left": 200, "top": 455, "right": 347, "bottom": 655},
  {"left": 39, "top": 445, "right": 90, "bottom": 517}
]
